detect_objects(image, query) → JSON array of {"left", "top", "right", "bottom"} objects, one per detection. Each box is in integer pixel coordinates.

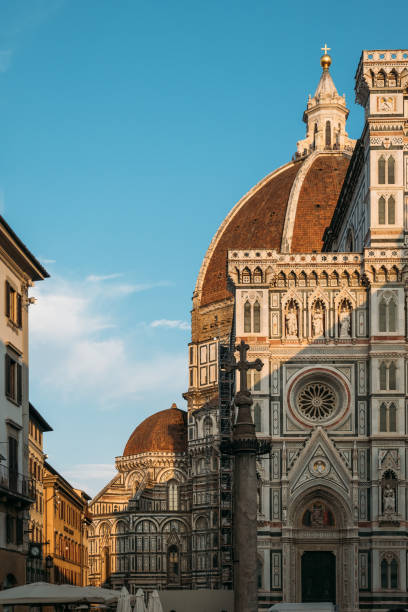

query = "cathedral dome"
[
  {"left": 123, "top": 404, "right": 187, "bottom": 456},
  {"left": 196, "top": 152, "right": 350, "bottom": 307}
]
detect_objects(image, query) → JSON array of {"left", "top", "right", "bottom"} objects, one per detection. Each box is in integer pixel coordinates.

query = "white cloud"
[
  {"left": 40, "top": 258, "right": 56, "bottom": 264},
  {"left": 62, "top": 464, "right": 117, "bottom": 497},
  {"left": 150, "top": 319, "right": 190, "bottom": 331},
  {"left": 86, "top": 273, "right": 123, "bottom": 282},
  {"left": 29, "top": 274, "right": 187, "bottom": 408}
]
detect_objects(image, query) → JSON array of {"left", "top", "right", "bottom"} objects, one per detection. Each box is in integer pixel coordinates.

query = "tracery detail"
[{"left": 297, "top": 382, "right": 336, "bottom": 421}]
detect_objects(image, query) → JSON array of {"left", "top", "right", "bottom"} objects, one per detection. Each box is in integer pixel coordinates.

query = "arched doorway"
[
  {"left": 283, "top": 487, "right": 359, "bottom": 611},
  {"left": 167, "top": 545, "right": 180, "bottom": 584},
  {"left": 301, "top": 551, "right": 336, "bottom": 603},
  {"left": 101, "top": 546, "right": 110, "bottom": 585}
]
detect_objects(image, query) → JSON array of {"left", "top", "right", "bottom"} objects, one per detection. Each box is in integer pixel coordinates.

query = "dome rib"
[
  {"left": 196, "top": 152, "right": 351, "bottom": 307},
  {"left": 123, "top": 404, "right": 187, "bottom": 456}
]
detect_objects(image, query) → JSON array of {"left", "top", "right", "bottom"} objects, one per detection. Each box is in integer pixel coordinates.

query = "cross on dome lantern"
[{"left": 320, "top": 43, "right": 332, "bottom": 70}]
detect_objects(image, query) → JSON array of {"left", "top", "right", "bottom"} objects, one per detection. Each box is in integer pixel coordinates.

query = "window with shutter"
[
  {"left": 17, "top": 293, "right": 22, "bottom": 328},
  {"left": 5, "top": 354, "right": 22, "bottom": 404},
  {"left": 16, "top": 518, "right": 24, "bottom": 545},
  {"left": 5, "top": 281, "right": 10, "bottom": 318},
  {"left": 5, "top": 281, "right": 23, "bottom": 327},
  {"left": 6, "top": 515, "right": 15, "bottom": 544}
]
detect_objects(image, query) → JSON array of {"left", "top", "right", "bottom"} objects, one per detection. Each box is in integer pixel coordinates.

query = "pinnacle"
[{"left": 313, "top": 68, "right": 339, "bottom": 99}]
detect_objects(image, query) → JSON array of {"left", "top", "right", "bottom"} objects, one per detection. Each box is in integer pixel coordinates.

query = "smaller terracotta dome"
[{"left": 123, "top": 404, "right": 187, "bottom": 456}]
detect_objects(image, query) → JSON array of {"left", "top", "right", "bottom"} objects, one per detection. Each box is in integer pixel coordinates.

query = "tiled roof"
[
  {"left": 199, "top": 154, "right": 350, "bottom": 306},
  {"left": 123, "top": 404, "right": 187, "bottom": 456},
  {"left": 200, "top": 162, "right": 301, "bottom": 306},
  {"left": 291, "top": 155, "right": 350, "bottom": 252}
]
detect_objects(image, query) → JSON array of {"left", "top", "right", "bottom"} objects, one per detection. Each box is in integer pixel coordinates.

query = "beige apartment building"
[
  {"left": 26, "top": 403, "right": 53, "bottom": 583},
  {"left": 0, "top": 216, "right": 49, "bottom": 588},
  {"left": 43, "top": 462, "right": 91, "bottom": 585}
]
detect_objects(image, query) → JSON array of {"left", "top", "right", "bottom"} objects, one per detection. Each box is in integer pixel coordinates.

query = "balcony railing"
[{"left": 0, "top": 464, "right": 35, "bottom": 501}]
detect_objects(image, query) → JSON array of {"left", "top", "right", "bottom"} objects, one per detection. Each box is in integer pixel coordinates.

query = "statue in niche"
[
  {"left": 339, "top": 304, "right": 351, "bottom": 338},
  {"left": 312, "top": 305, "right": 324, "bottom": 337},
  {"left": 286, "top": 306, "right": 298, "bottom": 337},
  {"left": 383, "top": 484, "right": 396, "bottom": 514}
]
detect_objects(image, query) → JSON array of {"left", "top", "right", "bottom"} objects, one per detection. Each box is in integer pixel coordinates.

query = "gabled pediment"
[{"left": 288, "top": 427, "right": 351, "bottom": 496}]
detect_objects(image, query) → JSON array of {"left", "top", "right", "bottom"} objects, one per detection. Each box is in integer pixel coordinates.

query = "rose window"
[{"left": 297, "top": 382, "right": 337, "bottom": 421}]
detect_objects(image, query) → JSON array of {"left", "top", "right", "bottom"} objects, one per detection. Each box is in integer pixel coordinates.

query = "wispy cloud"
[
  {"left": 86, "top": 273, "right": 123, "bottom": 283},
  {"left": 40, "top": 258, "right": 56, "bottom": 264},
  {"left": 150, "top": 319, "right": 190, "bottom": 331},
  {"left": 29, "top": 274, "right": 187, "bottom": 408},
  {"left": 62, "top": 463, "right": 117, "bottom": 497}
]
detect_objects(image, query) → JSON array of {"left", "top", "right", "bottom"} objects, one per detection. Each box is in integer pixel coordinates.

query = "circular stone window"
[
  {"left": 287, "top": 368, "right": 350, "bottom": 428},
  {"left": 297, "top": 382, "right": 337, "bottom": 422}
]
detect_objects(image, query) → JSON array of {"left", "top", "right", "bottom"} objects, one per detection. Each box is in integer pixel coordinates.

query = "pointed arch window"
[
  {"left": 253, "top": 301, "right": 261, "bottom": 333},
  {"left": 389, "top": 403, "right": 397, "bottom": 432},
  {"left": 253, "top": 370, "right": 261, "bottom": 391},
  {"left": 380, "top": 361, "right": 397, "bottom": 390},
  {"left": 381, "top": 555, "right": 399, "bottom": 589},
  {"left": 379, "top": 297, "right": 387, "bottom": 332},
  {"left": 325, "top": 121, "right": 331, "bottom": 147},
  {"left": 254, "top": 403, "right": 261, "bottom": 432},
  {"left": 380, "top": 403, "right": 387, "bottom": 432},
  {"left": 244, "top": 301, "right": 251, "bottom": 333},
  {"left": 203, "top": 416, "right": 212, "bottom": 437},
  {"left": 379, "top": 362, "right": 387, "bottom": 390},
  {"left": 388, "top": 156, "right": 395, "bottom": 184},
  {"left": 388, "top": 298, "right": 396, "bottom": 332},
  {"left": 253, "top": 267, "right": 262, "bottom": 284},
  {"left": 379, "top": 294, "right": 397, "bottom": 333},
  {"left": 378, "top": 196, "right": 386, "bottom": 224},
  {"left": 381, "top": 558, "right": 388, "bottom": 589},
  {"left": 378, "top": 156, "right": 386, "bottom": 184},
  {"left": 242, "top": 268, "right": 251, "bottom": 284},
  {"left": 387, "top": 196, "right": 395, "bottom": 224},
  {"left": 389, "top": 362, "right": 397, "bottom": 390},
  {"left": 380, "top": 402, "right": 397, "bottom": 432},
  {"left": 243, "top": 300, "right": 261, "bottom": 333},
  {"left": 313, "top": 123, "right": 318, "bottom": 149},
  {"left": 168, "top": 480, "right": 178, "bottom": 511}
]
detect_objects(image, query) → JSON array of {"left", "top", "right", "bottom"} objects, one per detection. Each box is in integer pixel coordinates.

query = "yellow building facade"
[
  {"left": 43, "top": 462, "right": 91, "bottom": 585},
  {"left": 27, "top": 403, "right": 53, "bottom": 582}
]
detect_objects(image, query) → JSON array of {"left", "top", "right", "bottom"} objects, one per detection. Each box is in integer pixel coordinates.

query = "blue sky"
[{"left": 1, "top": 0, "right": 407, "bottom": 494}]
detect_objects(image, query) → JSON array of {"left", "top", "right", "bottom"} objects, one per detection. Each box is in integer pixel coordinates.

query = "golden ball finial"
[
  {"left": 320, "top": 44, "right": 332, "bottom": 70},
  {"left": 320, "top": 54, "right": 332, "bottom": 70}
]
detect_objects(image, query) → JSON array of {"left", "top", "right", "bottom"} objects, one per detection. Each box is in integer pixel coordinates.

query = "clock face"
[{"left": 30, "top": 544, "right": 41, "bottom": 557}]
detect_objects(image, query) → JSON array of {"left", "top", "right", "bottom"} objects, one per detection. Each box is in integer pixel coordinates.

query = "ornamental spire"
[{"left": 296, "top": 46, "right": 355, "bottom": 157}]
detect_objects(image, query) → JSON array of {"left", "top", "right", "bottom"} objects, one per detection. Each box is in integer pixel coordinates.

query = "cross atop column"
[
  {"left": 321, "top": 43, "right": 331, "bottom": 55},
  {"left": 223, "top": 340, "right": 263, "bottom": 396}
]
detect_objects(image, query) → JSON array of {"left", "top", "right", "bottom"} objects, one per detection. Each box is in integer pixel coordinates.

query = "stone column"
[{"left": 233, "top": 389, "right": 259, "bottom": 612}]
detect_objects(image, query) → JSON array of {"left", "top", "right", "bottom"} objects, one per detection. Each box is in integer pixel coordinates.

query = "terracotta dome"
[
  {"left": 123, "top": 404, "right": 187, "bottom": 456},
  {"left": 196, "top": 152, "right": 350, "bottom": 307}
]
